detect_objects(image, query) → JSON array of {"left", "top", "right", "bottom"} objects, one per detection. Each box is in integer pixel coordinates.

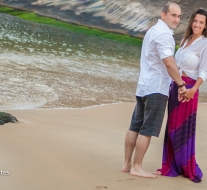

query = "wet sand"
[{"left": 0, "top": 103, "right": 206, "bottom": 190}]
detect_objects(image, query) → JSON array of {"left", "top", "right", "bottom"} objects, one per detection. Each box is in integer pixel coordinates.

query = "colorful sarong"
[{"left": 159, "top": 76, "right": 203, "bottom": 183}]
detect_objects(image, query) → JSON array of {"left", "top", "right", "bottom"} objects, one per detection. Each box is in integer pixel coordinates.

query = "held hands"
[
  {"left": 178, "top": 86, "right": 189, "bottom": 102},
  {"left": 178, "top": 86, "right": 196, "bottom": 102}
]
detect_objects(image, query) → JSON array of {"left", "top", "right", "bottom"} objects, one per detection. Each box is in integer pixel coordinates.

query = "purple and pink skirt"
[{"left": 158, "top": 76, "right": 203, "bottom": 183}]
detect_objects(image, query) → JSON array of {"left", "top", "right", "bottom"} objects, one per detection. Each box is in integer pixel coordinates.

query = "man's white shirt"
[{"left": 136, "top": 19, "right": 175, "bottom": 97}]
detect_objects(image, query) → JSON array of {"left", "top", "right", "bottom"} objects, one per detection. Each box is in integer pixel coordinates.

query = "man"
[{"left": 121, "top": 2, "right": 187, "bottom": 178}]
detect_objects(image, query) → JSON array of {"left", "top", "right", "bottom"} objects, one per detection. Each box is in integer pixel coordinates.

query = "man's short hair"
[{"left": 162, "top": 1, "right": 177, "bottom": 14}]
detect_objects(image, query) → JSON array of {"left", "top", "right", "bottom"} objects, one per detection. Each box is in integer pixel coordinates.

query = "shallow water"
[
  {"left": 0, "top": 13, "right": 141, "bottom": 109},
  {"left": 0, "top": 13, "right": 207, "bottom": 110}
]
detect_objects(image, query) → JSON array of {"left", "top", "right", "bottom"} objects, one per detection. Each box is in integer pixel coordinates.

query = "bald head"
[
  {"left": 162, "top": 2, "right": 181, "bottom": 14},
  {"left": 161, "top": 1, "right": 181, "bottom": 29}
]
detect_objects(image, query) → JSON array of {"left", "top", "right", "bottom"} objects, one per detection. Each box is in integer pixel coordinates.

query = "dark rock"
[
  {"left": 0, "top": 112, "right": 18, "bottom": 125},
  {"left": 0, "top": 0, "right": 206, "bottom": 43}
]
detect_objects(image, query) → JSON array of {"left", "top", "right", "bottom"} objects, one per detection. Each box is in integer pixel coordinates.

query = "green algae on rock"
[
  {"left": 0, "top": 112, "right": 18, "bottom": 125},
  {"left": 0, "top": 5, "right": 142, "bottom": 46}
]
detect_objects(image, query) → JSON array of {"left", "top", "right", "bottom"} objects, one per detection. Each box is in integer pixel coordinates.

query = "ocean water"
[
  {"left": 0, "top": 13, "right": 207, "bottom": 110},
  {"left": 0, "top": 13, "right": 140, "bottom": 109}
]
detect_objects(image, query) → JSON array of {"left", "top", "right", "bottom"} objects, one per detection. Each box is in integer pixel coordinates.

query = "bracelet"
[{"left": 177, "top": 81, "right": 186, "bottom": 88}]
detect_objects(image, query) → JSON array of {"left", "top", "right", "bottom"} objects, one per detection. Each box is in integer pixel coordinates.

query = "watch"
[{"left": 178, "top": 81, "right": 186, "bottom": 88}]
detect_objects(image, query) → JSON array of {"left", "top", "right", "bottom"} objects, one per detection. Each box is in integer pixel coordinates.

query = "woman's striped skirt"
[{"left": 159, "top": 76, "right": 203, "bottom": 183}]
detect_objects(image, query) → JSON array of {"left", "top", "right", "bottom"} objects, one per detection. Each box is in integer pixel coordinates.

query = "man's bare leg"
[
  {"left": 121, "top": 130, "right": 138, "bottom": 172},
  {"left": 130, "top": 134, "right": 157, "bottom": 178}
]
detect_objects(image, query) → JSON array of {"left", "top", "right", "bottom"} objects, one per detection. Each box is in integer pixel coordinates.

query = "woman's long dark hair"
[{"left": 180, "top": 9, "right": 207, "bottom": 47}]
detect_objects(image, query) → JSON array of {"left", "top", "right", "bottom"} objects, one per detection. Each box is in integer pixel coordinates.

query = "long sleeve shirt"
[
  {"left": 136, "top": 19, "right": 175, "bottom": 97},
  {"left": 175, "top": 35, "right": 207, "bottom": 82}
]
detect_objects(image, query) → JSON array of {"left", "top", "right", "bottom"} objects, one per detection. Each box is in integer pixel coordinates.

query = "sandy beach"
[{"left": 0, "top": 103, "right": 206, "bottom": 190}]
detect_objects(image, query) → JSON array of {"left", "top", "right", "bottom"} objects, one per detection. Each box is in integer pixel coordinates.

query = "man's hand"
[{"left": 178, "top": 86, "right": 190, "bottom": 102}]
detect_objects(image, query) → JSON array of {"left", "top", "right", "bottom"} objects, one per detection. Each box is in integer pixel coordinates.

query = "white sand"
[{"left": 0, "top": 103, "right": 206, "bottom": 190}]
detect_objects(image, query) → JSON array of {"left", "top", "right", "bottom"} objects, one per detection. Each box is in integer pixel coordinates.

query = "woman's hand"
[
  {"left": 178, "top": 87, "right": 196, "bottom": 102},
  {"left": 183, "top": 88, "right": 197, "bottom": 100},
  {"left": 178, "top": 78, "right": 202, "bottom": 102}
]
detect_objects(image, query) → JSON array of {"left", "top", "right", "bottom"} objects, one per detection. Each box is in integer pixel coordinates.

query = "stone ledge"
[{"left": 0, "top": 0, "right": 206, "bottom": 43}]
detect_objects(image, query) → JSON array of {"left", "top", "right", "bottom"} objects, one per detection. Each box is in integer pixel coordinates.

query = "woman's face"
[{"left": 191, "top": 14, "right": 206, "bottom": 36}]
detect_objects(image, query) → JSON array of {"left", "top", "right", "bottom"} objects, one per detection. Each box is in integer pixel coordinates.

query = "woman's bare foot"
[
  {"left": 121, "top": 163, "right": 131, "bottom": 172},
  {"left": 130, "top": 167, "right": 157, "bottom": 178},
  {"left": 153, "top": 170, "right": 161, "bottom": 175}
]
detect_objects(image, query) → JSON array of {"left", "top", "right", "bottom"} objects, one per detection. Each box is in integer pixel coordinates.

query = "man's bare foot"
[
  {"left": 130, "top": 167, "right": 157, "bottom": 178},
  {"left": 121, "top": 163, "right": 131, "bottom": 172},
  {"left": 153, "top": 170, "right": 161, "bottom": 175}
]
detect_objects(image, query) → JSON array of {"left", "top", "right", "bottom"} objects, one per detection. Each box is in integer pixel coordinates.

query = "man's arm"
[
  {"left": 162, "top": 56, "right": 187, "bottom": 101},
  {"left": 162, "top": 56, "right": 183, "bottom": 85}
]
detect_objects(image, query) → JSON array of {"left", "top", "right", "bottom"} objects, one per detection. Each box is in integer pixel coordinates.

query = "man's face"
[{"left": 161, "top": 5, "right": 181, "bottom": 29}]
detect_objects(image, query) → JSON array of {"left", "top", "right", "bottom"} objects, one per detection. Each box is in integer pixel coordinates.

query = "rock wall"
[{"left": 0, "top": 0, "right": 207, "bottom": 42}]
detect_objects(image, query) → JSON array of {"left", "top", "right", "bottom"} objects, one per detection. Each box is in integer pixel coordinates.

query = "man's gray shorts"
[{"left": 129, "top": 93, "right": 168, "bottom": 137}]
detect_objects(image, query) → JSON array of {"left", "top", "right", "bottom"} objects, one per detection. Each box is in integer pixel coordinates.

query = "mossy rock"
[{"left": 0, "top": 112, "right": 18, "bottom": 125}]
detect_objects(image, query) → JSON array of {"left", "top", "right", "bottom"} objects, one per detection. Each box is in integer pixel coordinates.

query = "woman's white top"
[{"left": 175, "top": 35, "right": 207, "bottom": 82}]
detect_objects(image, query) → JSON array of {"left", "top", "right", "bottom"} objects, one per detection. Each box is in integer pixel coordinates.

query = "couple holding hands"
[{"left": 122, "top": 2, "right": 207, "bottom": 183}]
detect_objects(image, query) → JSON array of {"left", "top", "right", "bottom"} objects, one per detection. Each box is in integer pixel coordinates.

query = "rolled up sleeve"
[
  {"left": 198, "top": 45, "right": 207, "bottom": 82},
  {"left": 154, "top": 33, "right": 175, "bottom": 60}
]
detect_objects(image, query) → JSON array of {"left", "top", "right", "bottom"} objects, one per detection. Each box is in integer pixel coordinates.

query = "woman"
[{"left": 157, "top": 9, "right": 207, "bottom": 182}]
